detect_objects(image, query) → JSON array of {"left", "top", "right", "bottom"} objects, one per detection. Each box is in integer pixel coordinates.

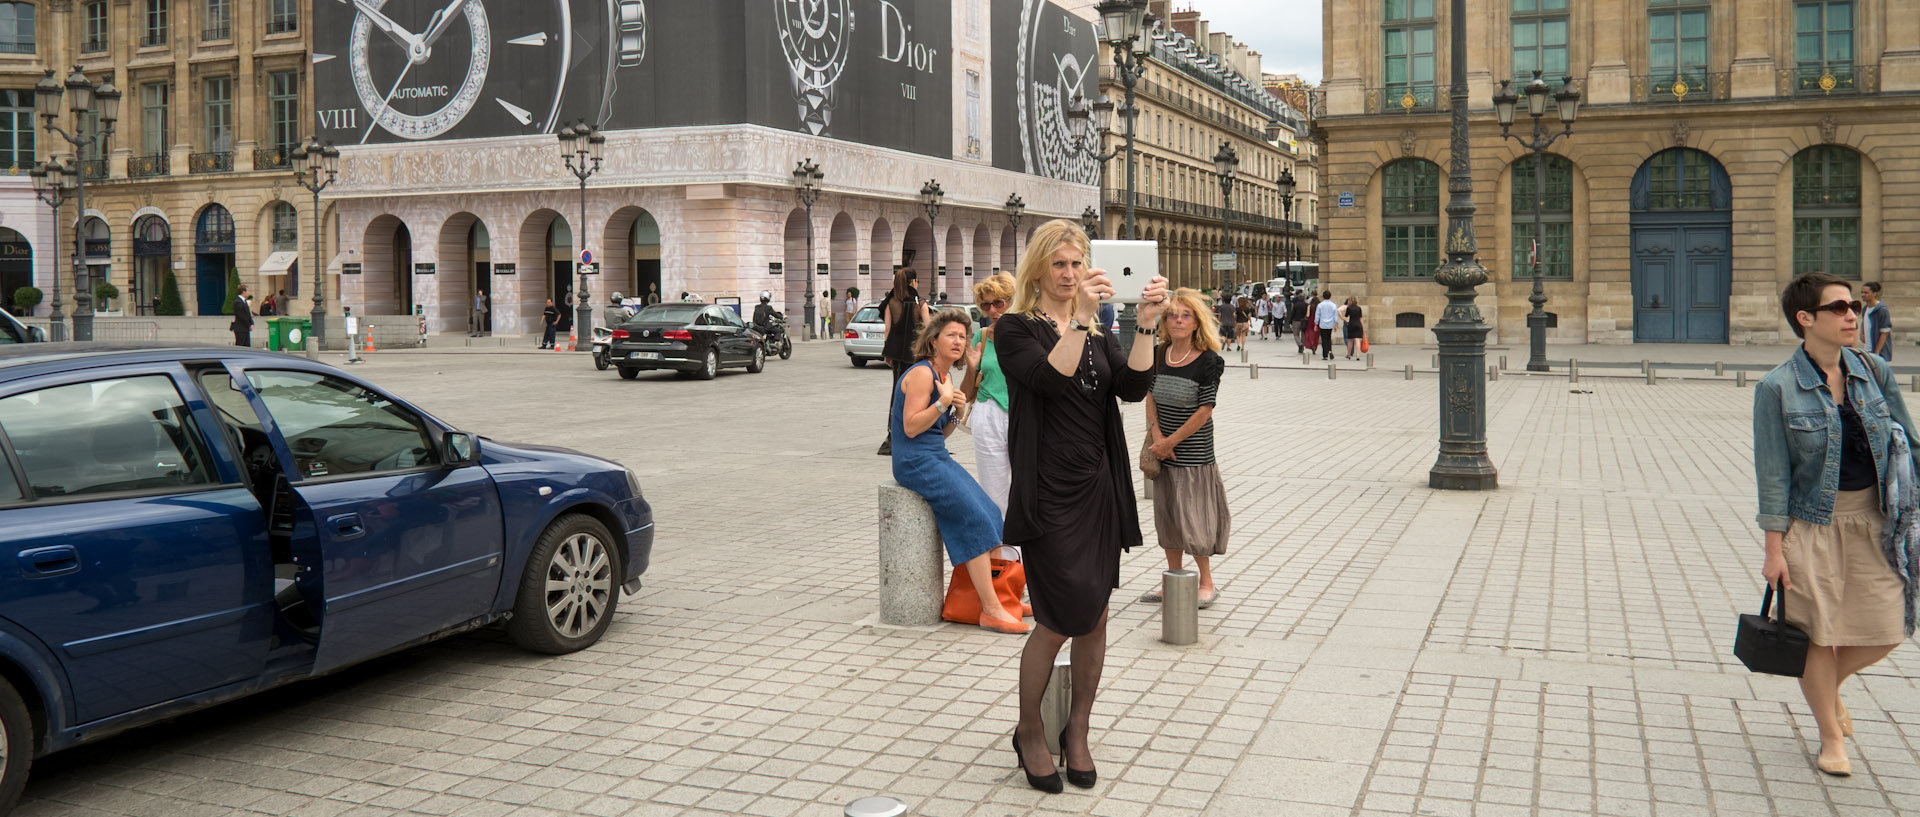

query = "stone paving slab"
[{"left": 15, "top": 341, "right": 1920, "bottom": 816}]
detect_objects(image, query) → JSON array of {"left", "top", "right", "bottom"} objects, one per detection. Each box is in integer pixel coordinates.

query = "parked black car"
[
  {"left": 0, "top": 308, "right": 43, "bottom": 344},
  {"left": 608, "top": 303, "right": 765, "bottom": 380}
]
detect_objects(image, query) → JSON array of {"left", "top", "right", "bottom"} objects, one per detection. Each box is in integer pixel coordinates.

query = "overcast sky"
[{"left": 1190, "top": 0, "right": 1324, "bottom": 84}]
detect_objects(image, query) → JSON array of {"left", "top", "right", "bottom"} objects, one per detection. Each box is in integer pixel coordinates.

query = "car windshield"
[
  {"left": 0, "top": 313, "right": 23, "bottom": 344},
  {"left": 634, "top": 305, "right": 701, "bottom": 324},
  {"left": 853, "top": 307, "right": 881, "bottom": 323}
]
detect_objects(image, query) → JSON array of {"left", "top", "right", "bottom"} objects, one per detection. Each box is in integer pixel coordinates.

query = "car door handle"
[
  {"left": 19, "top": 546, "right": 80, "bottom": 578},
  {"left": 327, "top": 513, "right": 366, "bottom": 539}
]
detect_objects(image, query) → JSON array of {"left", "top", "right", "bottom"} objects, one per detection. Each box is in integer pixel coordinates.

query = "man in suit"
[{"left": 231, "top": 285, "right": 253, "bottom": 347}]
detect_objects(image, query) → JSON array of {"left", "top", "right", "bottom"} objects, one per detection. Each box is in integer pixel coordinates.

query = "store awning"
[{"left": 259, "top": 251, "right": 299, "bottom": 276}]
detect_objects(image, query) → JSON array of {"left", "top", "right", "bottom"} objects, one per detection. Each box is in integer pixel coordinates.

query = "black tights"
[{"left": 1014, "top": 612, "right": 1108, "bottom": 775}]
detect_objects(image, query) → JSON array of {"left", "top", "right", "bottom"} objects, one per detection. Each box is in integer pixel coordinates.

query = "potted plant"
[
  {"left": 11, "top": 286, "right": 42, "bottom": 316},
  {"left": 94, "top": 281, "right": 119, "bottom": 313},
  {"left": 157, "top": 271, "right": 185, "bottom": 316}
]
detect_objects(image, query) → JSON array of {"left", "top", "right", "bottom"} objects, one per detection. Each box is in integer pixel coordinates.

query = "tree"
[
  {"left": 94, "top": 281, "right": 119, "bottom": 307},
  {"left": 11, "top": 286, "right": 41, "bottom": 316},
  {"left": 847, "top": 286, "right": 860, "bottom": 301},
  {"left": 157, "top": 270, "right": 185, "bottom": 316},
  {"left": 220, "top": 264, "right": 240, "bottom": 315}
]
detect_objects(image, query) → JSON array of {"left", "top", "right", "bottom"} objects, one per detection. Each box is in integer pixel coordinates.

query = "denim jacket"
[{"left": 1754, "top": 346, "right": 1920, "bottom": 532}]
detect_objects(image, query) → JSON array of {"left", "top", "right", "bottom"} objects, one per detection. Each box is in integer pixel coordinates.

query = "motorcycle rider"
[
  {"left": 752, "top": 291, "right": 779, "bottom": 333},
  {"left": 603, "top": 291, "right": 630, "bottom": 330}
]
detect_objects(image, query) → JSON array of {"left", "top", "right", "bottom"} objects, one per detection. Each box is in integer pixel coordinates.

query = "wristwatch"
[
  {"left": 1135, "top": 323, "right": 1158, "bottom": 335},
  {"left": 777, "top": 0, "right": 854, "bottom": 137},
  {"left": 1068, "top": 318, "right": 1091, "bottom": 333},
  {"left": 598, "top": 0, "right": 649, "bottom": 125}
]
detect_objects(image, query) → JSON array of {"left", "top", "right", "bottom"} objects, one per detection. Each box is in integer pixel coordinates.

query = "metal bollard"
[
  {"left": 1161, "top": 570, "right": 1198, "bottom": 645},
  {"left": 1569, "top": 359, "right": 1578, "bottom": 384},
  {"left": 1249, "top": 363, "right": 1259, "bottom": 379},
  {"left": 1041, "top": 652, "right": 1072, "bottom": 754},
  {"left": 1240, "top": 346, "right": 1249, "bottom": 363},
  {"left": 1499, "top": 355, "right": 1507, "bottom": 370},
  {"left": 1714, "top": 361, "right": 1725, "bottom": 377},
  {"left": 1489, "top": 365, "right": 1499, "bottom": 382},
  {"left": 1646, "top": 365, "right": 1656, "bottom": 386},
  {"left": 1301, "top": 349, "right": 1310, "bottom": 365},
  {"left": 876, "top": 482, "right": 945, "bottom": 626},
  {"left": 1328, "top": 363, "right": 1337, "bottom": 380},
  {"left": 1405, "top": 364, "right": 1414, "bottom": 381},
  {"left": 1366, "top": 352, "right": 1374, "bottom": 370},
  {"left": 1737, "top": 370, "right": 1748, "bottom": 387},
  {"left": 304, "top": 334, "right": 318, "bottom": 362},
  {"left": 1641, "top": 359, "right": 1650, "bottom": 375}
]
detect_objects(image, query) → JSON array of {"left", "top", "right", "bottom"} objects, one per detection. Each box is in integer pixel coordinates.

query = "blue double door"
[{"left": 1631, "top": 220, "right": 1731, "bottom": 344}]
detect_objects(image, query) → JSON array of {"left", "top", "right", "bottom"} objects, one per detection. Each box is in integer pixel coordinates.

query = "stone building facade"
[
  {"left": 1320, "top": 0, "right": 1920, "bottom": 346},
  {"left": 1092, "top": 2, "right": 1311, "bottom": 293},
  {"left": 0, "top": 0, "right": 317, "bottom": 323}
]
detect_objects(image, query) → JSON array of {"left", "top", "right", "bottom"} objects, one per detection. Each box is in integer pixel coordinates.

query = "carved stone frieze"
[
  {"left": 1400, "top": 129, "right": 1418, "bottom": 158},
  {"left": 1819, "top": 115, "right": 1838, "bottom": 145},
  {"left": 1671, "top": 121, "right": 1690, "bottom": 147}
]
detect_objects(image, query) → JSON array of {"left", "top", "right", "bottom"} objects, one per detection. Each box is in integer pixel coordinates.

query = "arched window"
[
  {"left": 1511, "top": 155, "right": 1574, "bottom": 279},
  {"left": 1382, "top": 159, "right": 1441, "bottom": 279},
  {"left": 1793, "top": 145, "right": 1861, "bottom": 279},
  {"left": 195, "top": 204, "right": 233, "bottom": 249},
  {"left": 1642, "top": 148, "right": 1718, "bottom": 210},
  {"left": 270, "top": 202, "right": 298, "bottom": 251}
]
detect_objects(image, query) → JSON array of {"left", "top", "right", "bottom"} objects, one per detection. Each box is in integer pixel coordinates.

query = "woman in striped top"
[{"left": 1142, "top": 287, "right": 1232, "bottom": 608}]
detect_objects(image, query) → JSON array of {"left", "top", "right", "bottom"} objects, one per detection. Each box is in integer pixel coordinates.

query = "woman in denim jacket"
[{"left": 1755, "top": 272, "right": 1919, "bottom": 777}]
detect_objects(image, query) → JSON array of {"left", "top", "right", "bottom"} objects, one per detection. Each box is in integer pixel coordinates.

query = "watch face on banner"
[{"left": 990, "top": 0, "right": 1099, "bottom": 182}]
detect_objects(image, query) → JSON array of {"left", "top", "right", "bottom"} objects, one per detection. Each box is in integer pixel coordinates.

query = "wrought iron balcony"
[
  {"left": 1629, "top": 72, "right": 1731, "bottom": 104},
  {"left": 128, "top": 154, "right": 169, "bottom": 178},
  {"left": 1100, "top": 67, "right": 1275, "bottom": 144},
  {"left": 267, "top": 13, "right": 297, "bottom": 34},
  {"left": 189, "top": 151, "right": 233, "bottom": 173},
  {"left": 1779, "top": 63, "right": 1878, "bottom": 97},
  {"left": 202, "top": 23, "right": 231, "bottom": 42},
  {"left": 1100, "top": 190, "right": 1309, "bottom": 235},
  {"left": 254, "top": 147, "right": 292, "bottom": 170},
  {"left": 78, "top": 159, "right": 106, "bottom": 180},
  {"left": 81, "top": 37, "right": 107, "bottom": 53},
  {"left": 140, "top": 29, "right": 168, "bottom": 48},
  {"left": 1364, "top": 83, "right": 1442, "bottom": 114}
]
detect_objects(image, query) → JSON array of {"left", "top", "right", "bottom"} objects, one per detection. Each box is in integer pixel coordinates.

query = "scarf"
[{"left": 1878, "top": 421, "right": 1920, "bottom": 636}]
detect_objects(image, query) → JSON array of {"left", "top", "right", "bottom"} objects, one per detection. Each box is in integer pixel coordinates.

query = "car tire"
[
  {"left": 851, "top": 356, "right": 868, "bottom": 368},
  {"left": 617, "top": 367, "right": 639, "bottom": 380},
  {"left": 747, "top": 344, "right": 766, "bottom": 373},
  {"left": 696, "top": 349, "right": 718, "bottom": 380},
  {"left": 508, "top": 514, "right": 621, "bottom": 655},
  {"left": 0, "top": 678, "right": 33, "bottom": 815}
]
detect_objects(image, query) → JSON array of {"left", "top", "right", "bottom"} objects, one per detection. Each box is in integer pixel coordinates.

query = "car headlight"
[{"left": 625, "top": 468, "right": 643, "bottom": 498}]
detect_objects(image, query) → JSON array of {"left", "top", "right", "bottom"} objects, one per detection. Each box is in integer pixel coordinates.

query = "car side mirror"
[
  {"left": 443, "top": 431, "right": 480, "bottom": 466},
  {"left": 28, "top": 326, "right": 46, "bottom": 342}
]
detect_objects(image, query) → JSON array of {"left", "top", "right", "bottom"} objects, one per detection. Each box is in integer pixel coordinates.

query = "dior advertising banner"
[
  {"left": 312, "top": 0, "right": 951, "bottom": 158},
  {"left": 990, "top": 0, "right": 1099, "bottom": 185}
]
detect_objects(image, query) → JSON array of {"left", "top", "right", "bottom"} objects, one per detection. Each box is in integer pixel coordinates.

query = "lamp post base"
[
  {"left": 1526, "top": 311, "right": 1551, "bottom": 372},
  {"left": 1428, "top": 262, "right": 1499, "bottom": 492}
]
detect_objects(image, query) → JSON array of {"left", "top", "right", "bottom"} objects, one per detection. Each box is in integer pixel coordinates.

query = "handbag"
[
  {"left": 942, "top": 558, "right": 1026, "bottom": 625},
  {"left": 1734, "top": 583, "right": 1809, "bottom": 677},
  {"left": 1361, "top": 337, "right": 1370, "bottom": 354},
  {"left": 1139, "top": 436, "right": 1162, "bottom": 480}
]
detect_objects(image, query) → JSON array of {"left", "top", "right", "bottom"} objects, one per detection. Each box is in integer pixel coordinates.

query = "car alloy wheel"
[
  {"left": 697, "top": 349, "right": 718, "bottom": 380},
  {"left": 748, "top": 344, "right": 766, "bottom": 373},
  {"left": 545, "top": 531, "right": 613, "bottom": 639},
  {"left": 0, "top": 679, "right": 32, "bottom": 813}
]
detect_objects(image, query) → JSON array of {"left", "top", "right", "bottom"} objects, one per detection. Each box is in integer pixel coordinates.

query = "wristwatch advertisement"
[{"left": 776, "top": 0, "right": 852, "bottom": 137}]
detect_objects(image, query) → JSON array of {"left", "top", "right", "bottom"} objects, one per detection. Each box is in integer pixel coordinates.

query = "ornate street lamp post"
[
  {"left": 1213, "top": 143, "right": 1238, "bottom": 293},
  {"left": 35, "top": 67, "right": 118, "bottom": 342},
  {"left": 559, "top": 120, "right": 606, "bottom": 348},
  {"left": 1429, "top": 0, "right": 1498, "bottom": 490},
  {"left": 1493, "top": 70, "right": 1580, "bottom": 373},
  {"left": 1067, "top": 91, "right": 1121, "bottom": 239},
  {"left": 291, "top": 137, "right": 339, "bottom": 347},
  {"left": 1004, "top": 194, "right": 1025, "bottom": 233},
  {"left": 1080, "top": 206, "right": 1100, "bottom": 239},
  {"left": 1278, "top": 167, "right": 1297, "bottom": 268},
  {"left": 919, "top": 179, "right": 943, "bottom": 299},
  {"left": 1095, "top": 0, "right": 1150, "bottom": 241},
  {"left": 792, "top": 158, "right": 823, "bottom": 339},
  {"left": 29, "top": 159, "right": 75, "bottom": 341}
]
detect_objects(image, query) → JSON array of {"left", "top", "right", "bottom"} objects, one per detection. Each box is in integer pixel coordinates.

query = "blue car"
[{"left": 0, "top": 344, "right": 653, "bottom": 809}]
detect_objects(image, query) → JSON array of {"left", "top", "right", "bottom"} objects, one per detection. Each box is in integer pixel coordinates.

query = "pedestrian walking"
[
  {"left": 1754, "top": 271, "right": 1920, "bottom": 778},
  {"left": 1253, "top": 291, "right": 1271, "bottom": 339},
  {"left": 1233, "top": 297, "right": 1252, "bottom": 349},
  {"left": 1315, "top": 289, "right": 1338, "bottom": 360},
  {"left": 891, "top": 308, "right": 1025, "bottom": 634},
  {"left": 1863, "top": 282, "right": 1891, "bottom": 360},
  {"left": 1290, "top": 291, "right": 1309, "bottom": 351},
  {"left": 965, "top": 273, "right": 1018, "bottom": 560},
  {"left": 1141, "top": 287, "right": 1231, "bottom": 607},
  {"left": 230, "top": 285, "right": 254, "bottom": 347},
  {"left": 819, "top": 288, "right": 834, "bottom": 337},
  {"left": 995, "top": 219, "right": 1165, "bottom": 794},
  {"left": 540, "top": 298, "right": 559, "bottom": 348},
  {"left": 1215, "top": 290, "right": 1237, "bottom": 351},
  {"left": 1344, "top": 296, "right": 1365, "bottom": 359},
  {"left": 878, "top": 268, "right": 928, "bottom": 456},
  {"left": 844, "top": 289, "right": 858, "bottom": 332}
]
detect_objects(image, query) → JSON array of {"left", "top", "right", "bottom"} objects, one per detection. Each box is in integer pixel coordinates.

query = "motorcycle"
[
  {"left": 590, "top": 325, "right": 613, "bottom": 370},
  {"left": 757, "top": 312, "right": 794, "bottom": 360}
]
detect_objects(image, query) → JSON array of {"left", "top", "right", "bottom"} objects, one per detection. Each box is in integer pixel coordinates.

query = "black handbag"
[{"left": 1734, "top": 583, "right": 1810, "bottom": 677}]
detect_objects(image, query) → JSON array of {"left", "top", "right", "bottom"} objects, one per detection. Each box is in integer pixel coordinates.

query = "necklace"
[{"left": 1166, "top": 345, "right": 1197, "bottom": 366}]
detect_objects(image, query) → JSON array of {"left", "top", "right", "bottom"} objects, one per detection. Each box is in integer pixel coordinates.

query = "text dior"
[{"left": 877, "top": 0, "right": 937, "bottom": 73}]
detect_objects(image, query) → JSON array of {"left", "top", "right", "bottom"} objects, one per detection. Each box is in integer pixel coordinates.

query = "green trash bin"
[{"left": 268, "top": 317, "right": 313, "bottom": 352}]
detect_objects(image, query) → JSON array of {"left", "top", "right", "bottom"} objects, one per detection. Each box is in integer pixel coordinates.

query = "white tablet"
[{"left": 1089, "top": 239, "right": 1158, "bottom": 305}]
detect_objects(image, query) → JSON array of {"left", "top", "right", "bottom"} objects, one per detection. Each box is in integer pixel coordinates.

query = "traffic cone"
[
  {"left": 364, "top": 333, "right": 375, "bottom": 354},
  {"left": 566, "top": 329, "right": 577, "bottom": 352}
]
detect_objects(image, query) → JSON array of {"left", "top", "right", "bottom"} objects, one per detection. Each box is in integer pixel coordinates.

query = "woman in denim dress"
[{"left": 1755, "top": 272, "right": 1920, "bottom": 777}]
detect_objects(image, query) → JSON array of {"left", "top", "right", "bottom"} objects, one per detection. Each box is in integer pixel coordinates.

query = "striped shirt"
[{"left": 1151, "top": 348, "right": 1223, "bottom": 467}]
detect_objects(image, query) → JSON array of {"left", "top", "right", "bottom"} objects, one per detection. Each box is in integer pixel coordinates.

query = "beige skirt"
[
  {"left": 1152, "top": 462, "right": 1231, "bottom": 559},
  {"left": 1782, "top": 488, "right": 1905, "bottom": 647}
]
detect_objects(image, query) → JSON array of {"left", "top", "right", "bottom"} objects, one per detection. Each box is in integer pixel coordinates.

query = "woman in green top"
[{"left": 968, "top": 273, "right": 1018, "bottom": 559}]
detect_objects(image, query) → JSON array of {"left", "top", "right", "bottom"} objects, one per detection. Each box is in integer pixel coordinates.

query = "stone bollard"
[
  {"left": 877, "top": 481, "right": 945, "bottom": 626},
  {"left": 1041, "top": 652, "right": 1072, "bottom": 755},
  {"left": 1569, "top": 359, "right": 1578, "bottom": 384},
  {"left": 1737, "top": 371, "right": 1749, "bottom": 387},
  {"left": 1641, "top": 359, "right": 1651, "bottom": 375},
  {"left": 304, "top": 335, "right": 318, "bottom": 362},
  {"left": 1646, "top": 365, "right": 1657, "bottom": 386},
  {"left": 1499, "top": 355, "right": 1508, "bottom": 370},
  {"left": 1161, "top": 570, "right": 1198, "bottom": 645},
  {"left": 1366, "top": 352, "right": 1374, "bottom": 370},
  {"left": 1301, "top": 349, "right": 1310, "bottom": 365},
  {"left": 1240, "top": 346, "right": 1249, "bottom": 363},
  {"left": 1328, "top": 363, "right": 1337, "bottom": 380},
  {"left": 1249, "top": 364, "right": 1259, "bottom": 379},
  {"left": 1714, "top": 361, "right": 1725, "bottom": 377},
  {"left": 1405, "top": 364, "right": 1414, "bottom": 381},
  {"left": 1489, "top": 365, "right": 1499, "bottom": 382}
]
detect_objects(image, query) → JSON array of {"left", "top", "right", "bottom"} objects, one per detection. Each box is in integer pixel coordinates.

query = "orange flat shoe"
[{"left": 980, "top": 611, "right": 1030, "bottom": 634}]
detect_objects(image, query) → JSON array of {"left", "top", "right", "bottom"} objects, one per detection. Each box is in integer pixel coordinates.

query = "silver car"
[{"left": 843, "top": 302, "right": 885, "bottom": 367}]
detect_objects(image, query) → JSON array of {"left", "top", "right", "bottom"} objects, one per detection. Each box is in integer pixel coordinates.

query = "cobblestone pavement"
[{"left": 17, "top": 340, "right": 1920, "bottom": 817}]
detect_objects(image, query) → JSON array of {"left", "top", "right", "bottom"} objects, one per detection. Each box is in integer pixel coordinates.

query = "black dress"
[{"left": 994, "top": 314, "right": 1155, "bottom": 637}]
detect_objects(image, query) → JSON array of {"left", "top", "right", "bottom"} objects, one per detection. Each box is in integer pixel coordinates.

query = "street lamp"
[
  {"left": 291, "top": 136, "right": 339, "bottom": 348},
  {"left": 1004, "top": 193, "right": 1024, "bottom": 232},
  {"left": 1095, "top": 0, "right": 1150, "bottom": 240},
  {"left": 1429, "top": 0, "right": 1497, "bottom": 490},
  {"left": 1213, "top": 142, "right": 1238, "bottom": 292},
  {"left": 1080, "top": 206, "right": 1100, "bottom": 239},
  {"left": 919, "top": 179, "right": 943, "bottom": 299},
  {"left": 29, "top": 159, "right": 75, "bottom": 341},
  {"left": 1277, "top": 166, "right": 1297, "bottom": 267},
  {"left": 559, "top": 119, "right": 605, "bottom": 348},
  {"left": 792, "top": 158, "right": 823, "bottom": 339},
  {"left": 35, "top": 67, "right": 117, "bottom": 342},
  {"left": 1494, "top": 70, "right": 1580, "bottom": 373},
  {"left": 1067, "top": 91, "right": 1121, "bottom": 238}
]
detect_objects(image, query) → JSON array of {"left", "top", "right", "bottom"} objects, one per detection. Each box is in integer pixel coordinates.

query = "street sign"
[
  {"left": 1338, "top": 191, "right": 1355, "bottom": 207},
  {"left": 1528, "top": 239, "right": 1538, "bottom": 266},
  {"left": 580, "top": 249, "right": 593, "bottom": 265},
  {"left": 1211, "top": 252, "right": 1237, "bottom": 271}
]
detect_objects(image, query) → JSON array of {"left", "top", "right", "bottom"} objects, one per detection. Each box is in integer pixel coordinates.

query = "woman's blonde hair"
[
  {"left": 973, "top": 271, "right": 1015, "bottom": 305},
  {"left": 913, "top": 307, "right": 973, "bottom": 362},
  {"left": 1009, "top": 219, "right": 1098, "bottom": 335},
  {"left": 1157, "top": 287, "right": 1221, "bottom": 353}
]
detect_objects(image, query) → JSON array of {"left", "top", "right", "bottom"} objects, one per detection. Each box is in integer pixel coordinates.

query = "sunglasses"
[
  {"left": 1805, "top": 299, "right": 1863, "bottom": 317},
  {"left": 982, "top": 299, "right": 1009, "bottom": 309}
]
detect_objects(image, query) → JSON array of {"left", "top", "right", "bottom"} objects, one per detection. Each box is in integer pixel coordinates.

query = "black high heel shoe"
[
  {"left": 1012, "top": 732, "right": 1062, "bottom": 793},
  {"left": 1058, "top": 726, "right": 1097, "bottom": 789}
]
